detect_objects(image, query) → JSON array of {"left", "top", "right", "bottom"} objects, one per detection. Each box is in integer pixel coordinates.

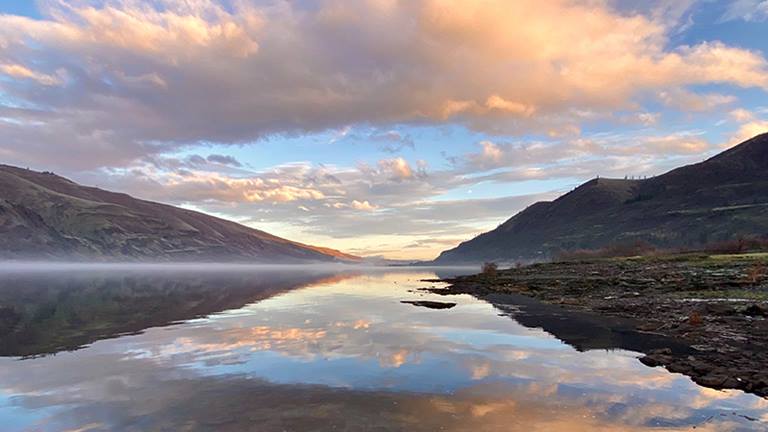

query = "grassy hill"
[
  {"left": 435, "top": 133, "right": 768, "bottom": 264},
  {"left": 0, "top": 165, "right": 359, "bottom": 262}
]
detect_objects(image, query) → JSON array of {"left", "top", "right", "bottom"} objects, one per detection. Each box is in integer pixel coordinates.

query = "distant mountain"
[
  {"left": 0, "top": 165, "right": 360, "bottom": 262},
  {"left": 435, "top": 133, "right": 768, "bottom": 264}
]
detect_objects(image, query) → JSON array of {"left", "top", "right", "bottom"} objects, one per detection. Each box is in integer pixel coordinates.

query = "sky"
[{"left": 0, "top": 0, "right": 767, "bottom": 260}]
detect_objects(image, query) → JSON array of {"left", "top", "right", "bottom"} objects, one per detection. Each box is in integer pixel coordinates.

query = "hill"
[
  {"left": 435, "top": 133, "right": 768, "bottom": 264},
  {"left": 0, "top": 165, "right": 360, "bottom": 262}
]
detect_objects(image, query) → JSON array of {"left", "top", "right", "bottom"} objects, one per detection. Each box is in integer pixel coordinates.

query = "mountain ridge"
[
  {"left": 0, "top": 164, "right": 359, "bottom": 262},
  {"left": 434, "top": 133, "right": 768, "bottom": 264}
]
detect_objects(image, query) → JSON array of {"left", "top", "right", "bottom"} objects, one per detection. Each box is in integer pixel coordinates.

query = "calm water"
[{"left": 0, "top": 266, "right": 766, "bottom": 431}]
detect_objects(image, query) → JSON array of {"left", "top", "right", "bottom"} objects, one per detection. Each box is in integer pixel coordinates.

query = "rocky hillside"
[
  {"left": 0, "top": 165, "right": 360, "bottom": 262},
  {"left": 435, "top": 133, "right": 768, "bottom": 264}
]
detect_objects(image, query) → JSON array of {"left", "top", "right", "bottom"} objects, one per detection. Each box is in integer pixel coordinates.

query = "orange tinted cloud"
[{"left": 0, "top": 0, "right": 766, "bottom": 168}]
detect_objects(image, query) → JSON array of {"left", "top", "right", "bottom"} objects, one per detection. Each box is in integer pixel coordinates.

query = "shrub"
[
  {"left": 746, "top": 262, "right": 766, "bottom": 284},
  {"left": 481, "top": 262, "right": 498, "bottom": 278},
  {"left": 688, "top": 311, "right": 703, "bottom": 326}
]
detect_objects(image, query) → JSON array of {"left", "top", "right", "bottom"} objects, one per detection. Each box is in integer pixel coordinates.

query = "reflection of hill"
[
  {"left": 482, "top": 293, "right": 691, "bottom": 354},
  {"left": 0, "top": 269, "right": 352, "bottom": 357}
]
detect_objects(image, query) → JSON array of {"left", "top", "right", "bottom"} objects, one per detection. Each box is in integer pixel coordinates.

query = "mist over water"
[
  {"left": 0, "top": 261, "right": 374, "bottom": 272},
  {"left": 0, "top": 266, "right": 765, "bottom": 431},
  {"left": 0, "top": 261, "right": 476, "bottom": 274}
]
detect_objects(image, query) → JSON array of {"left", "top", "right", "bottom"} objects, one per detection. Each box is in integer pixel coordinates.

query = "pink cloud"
[{"left": 0, "top": 0, "right": 767, "bottom": 170}]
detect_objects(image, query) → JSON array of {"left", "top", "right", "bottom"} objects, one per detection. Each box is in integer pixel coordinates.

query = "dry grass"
[
  {"left": 745, "top": 262, "right": 766, "bottom": 284},
  {"left": 554, "top": 241, "right": 655, "bottom": 261},
  {"left": 554, "top": 236, "right": 768, "bottom": 262}
]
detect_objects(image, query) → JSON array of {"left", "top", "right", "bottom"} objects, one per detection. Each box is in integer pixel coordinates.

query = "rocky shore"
[{"left": 430, "top": 253, "right": 768, "bottom": 397}]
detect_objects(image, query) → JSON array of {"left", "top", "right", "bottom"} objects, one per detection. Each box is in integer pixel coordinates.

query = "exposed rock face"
[
  {"left": 0, "top": 165, "right": 359, "bottom": 263},
  {"left": 435, "top": 133, "right": 768, "bottom": 264}
]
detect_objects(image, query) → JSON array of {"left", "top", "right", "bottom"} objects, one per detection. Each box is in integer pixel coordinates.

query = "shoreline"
[{"left": 428, "top": 253, "right": 768, "bottom": 398}]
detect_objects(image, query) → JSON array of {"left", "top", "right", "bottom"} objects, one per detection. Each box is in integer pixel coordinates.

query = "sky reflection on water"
[{"left": 0, "top": 268, "right": 766, "bottom": 431}]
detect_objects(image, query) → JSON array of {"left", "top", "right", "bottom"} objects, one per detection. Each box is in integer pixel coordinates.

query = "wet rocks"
[
  {"left": 744, "top": 304, "right": 768, "bottom": 317},
  {"left": 639, "top": 348, "right": 672, "bottom": 367},
  {"left": 400, "top": 300, "right": 457, "bottom": 310}
]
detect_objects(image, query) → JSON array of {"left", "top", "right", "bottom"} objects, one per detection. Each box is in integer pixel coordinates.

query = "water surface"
[{"left": 0, "top": 266, "right": 765, "bottom": 431}]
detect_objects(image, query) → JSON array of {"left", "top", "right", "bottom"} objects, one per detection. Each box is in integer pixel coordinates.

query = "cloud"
[
  {"left": 639, "top": 134, "right": 710, "bottom": 154},
  {"left": 474, "top": 141, "right": 504, "bottom": 168},
  {"left": 206, "top": 154, "right": 242, "bottom": 167},
  {"left": 368, "top": 130, "right": 415, "bottom": 153},
  {"left": 0, "top": 63, "right": 63, "bottom": 86},
  {"left": 634, "top": 112, "right": 661, "bottom": 126},
  {"left": 720, "top": 0, "right": 768, "bottom": 22},
  {"left": 379, "top": 157, "right": 415, "bottom": 181},
  {"left": 464, "top": 132, "right": 712, "bottom": 172},
  {"left": 658, "top": 89, "right": 737, "bottom": 111},
  {"left": 730, "top": 108, "right": 756, "bottom": 123},
  {"left": 111, "top": 167, "right": 328, "bottom": 204},
  {"left": 351, "top": 200, "right": 377, "bottom": 211},
  {"left": 334, "top": 127, "right": 415, "bottom": 153},
  {"left": 1, "top": 0, "right": 767, "bottom": 170},
  {"left": 356, "top": 157, "right": 427, "bottom": 183},
  {"left": 726, "top": 108, "right": 768, "bottom": 147},
  {"left": 323, "top": 199, "right": 378, "bottom": 212}
]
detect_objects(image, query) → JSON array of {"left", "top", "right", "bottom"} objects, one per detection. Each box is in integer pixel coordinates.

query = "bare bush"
[
  {"left": 746, "top": 262, "right": 766, "bottom": 284},
  {"left": 688, "top": 311, "right": 703, "bottom": 326},
  {"left": 481, "top": 262, "right": 498, "bottom": 278}
]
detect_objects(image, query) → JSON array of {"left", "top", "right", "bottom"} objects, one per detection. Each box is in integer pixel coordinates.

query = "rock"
[
  {"left": 667, "top": 362, "right": 693, "bottom": 374},
  {"left": 400, "top": 300, "right": 457, "bottom": 310},
  {"left": 752, "top": 377, "right": 768, "bottom": 390},
  {"left": 639, "top": 355, "right": 662, "bottom": 367},
  {"left": 705, "top": 303, "right": 736, "bottom": 316},
  {"left": 697, "top": 374, "right": 727, "bottom": 387},
  {"left": 721, "top": 377, "right": 743, "bottom": 389},
  {"left": 689, "top": 361, "right": 714, "bottom": 374},
  {"left": 690, "top": 344, "right": 715, "bottom": 352},
  {"left": 743, "top": 304, "right": 767, "bottom": 317}
]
